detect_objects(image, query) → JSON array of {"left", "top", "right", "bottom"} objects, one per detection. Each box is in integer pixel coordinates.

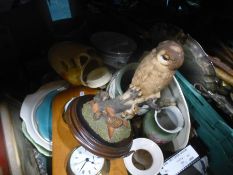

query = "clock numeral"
[
  {"left": 82, "top": 170, "right": 85, "bottom": 174},
  {"left": 88, "top": 170, "right": 91, "bottom": 174}
]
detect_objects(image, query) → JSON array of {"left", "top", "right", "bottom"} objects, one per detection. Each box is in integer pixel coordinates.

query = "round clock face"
[{"left": 68, "top": 146, "right": 105, "bottom": 175}]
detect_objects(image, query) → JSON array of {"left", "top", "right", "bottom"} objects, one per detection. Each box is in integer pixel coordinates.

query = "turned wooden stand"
[
  {"left": 66, "top": 95, "right": 133, "bottom": 159},
  {"left": 52, "top": 86, "right": 128, "bottom": 175}
]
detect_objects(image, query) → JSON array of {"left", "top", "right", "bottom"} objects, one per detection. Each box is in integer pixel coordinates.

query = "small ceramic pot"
[
  {"left": 107, "top": 63, "right": 138, "bottom": 98},
  {"left": 155, "top": 106, "right": 184, "bottom": 134},
  {"left": 143, "top": 106, "right": 184, "bottom": 145}
]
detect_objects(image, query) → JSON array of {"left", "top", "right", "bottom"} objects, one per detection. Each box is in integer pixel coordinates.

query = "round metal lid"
[{"left": 90, "top": 32, "right": 137, "bottom": 56}]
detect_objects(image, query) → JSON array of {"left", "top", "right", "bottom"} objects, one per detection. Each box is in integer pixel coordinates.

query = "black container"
[{"left": 90, "top": 31, "right": 137, "bottom": 69}]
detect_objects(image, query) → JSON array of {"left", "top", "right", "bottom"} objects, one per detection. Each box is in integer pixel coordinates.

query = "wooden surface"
[{"left": 52, "top": 86, "right": 128, "bottom": 175}]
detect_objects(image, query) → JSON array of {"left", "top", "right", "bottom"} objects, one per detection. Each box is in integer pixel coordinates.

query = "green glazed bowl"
[{"left": 143, "top": 110, "right": 177, "bottom": 145}]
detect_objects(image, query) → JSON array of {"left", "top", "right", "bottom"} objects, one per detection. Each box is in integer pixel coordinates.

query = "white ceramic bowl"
[
  {"left": 154, "top": 106, "right": 184, "bottom": 134},
  {"left": 123, "top": 138, "right": 164, "bottom": 175},
  {"left": 86, "top": 67, "right": 112, "bottom": 88}
]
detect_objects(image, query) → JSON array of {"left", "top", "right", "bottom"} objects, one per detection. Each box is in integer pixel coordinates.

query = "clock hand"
[{"left": 79, "top": 161, "right": 87, "bottom": 172}]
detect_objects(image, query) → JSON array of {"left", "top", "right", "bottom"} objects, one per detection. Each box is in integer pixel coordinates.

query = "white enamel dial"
[{"left": 68, "top": 146, "right": 105, "bottom": 175}]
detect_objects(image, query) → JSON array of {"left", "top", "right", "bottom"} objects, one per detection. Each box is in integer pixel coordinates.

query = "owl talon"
[
  {"left": 138, "top": 91, "right": 143, "bottom": 97},
  {"left": 146, "top": 99, "right": 160, "bottom": 111},
  {"left": 121, "top": 112, "right": 134, "bottom": 120},
  {"left": 129, "top": 86, "right": 142, "bottom": 99}
]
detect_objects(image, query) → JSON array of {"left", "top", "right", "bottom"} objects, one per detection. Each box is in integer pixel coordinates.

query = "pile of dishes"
[
  {"left": 20, "top": 33, "right": 191, "bottom": 175},
  {"left": 20, "top": 81, "right": 68, "bottom": 156}
]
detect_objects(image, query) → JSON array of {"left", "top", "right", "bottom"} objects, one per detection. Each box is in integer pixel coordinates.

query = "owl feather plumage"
[{"left": 130, "top": 40, "right": 184, "bottom": 99}]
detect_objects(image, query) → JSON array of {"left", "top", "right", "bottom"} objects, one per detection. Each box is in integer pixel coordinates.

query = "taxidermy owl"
[{"left": 89, "top": 40, "right": 184, "bottom": 138}]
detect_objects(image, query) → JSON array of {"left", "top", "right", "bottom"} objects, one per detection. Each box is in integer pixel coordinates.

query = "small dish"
[{"left": 123, "top": 138, "right": 164, "bottom": 175}]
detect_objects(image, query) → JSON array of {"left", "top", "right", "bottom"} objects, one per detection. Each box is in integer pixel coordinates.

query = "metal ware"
[
  {"left": 180, "top": 35, "right": 218, "bottom": 92},
  {"left": 90, "top": 32, "right": 137, "bottom": 69},
  {"left": 194, "top": 83, "right": 233, "bottom": 119}
]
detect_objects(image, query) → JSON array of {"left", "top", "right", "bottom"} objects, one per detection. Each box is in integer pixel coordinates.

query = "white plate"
[
  {"left": 123, "top": 138, "right": 164, "bottom": 175},
  {"left": 20, "top": 81, "right": 68, "bottom": 151},
  {"left": 166, "top": 77, "right": 190, "bottom": 151},
  {"left": 21, "top": 122, "right": 52, "bottom": 157}
]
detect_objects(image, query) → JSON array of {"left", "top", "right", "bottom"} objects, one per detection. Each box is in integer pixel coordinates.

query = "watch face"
[{"left": 68, "top": 146, "right": 104, "bottom": 175}]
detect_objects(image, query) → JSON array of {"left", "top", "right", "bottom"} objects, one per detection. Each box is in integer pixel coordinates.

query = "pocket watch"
[{"left": 67, "top": 146, "right": 109, "bottom": 175}]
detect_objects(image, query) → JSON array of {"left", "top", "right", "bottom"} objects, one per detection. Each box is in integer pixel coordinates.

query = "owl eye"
[
  {"left": 158, "top": 54, "right": 171, "bottom": 65},
  {"left": 161, "top": 54, "right": 170, "bottom": 61}
]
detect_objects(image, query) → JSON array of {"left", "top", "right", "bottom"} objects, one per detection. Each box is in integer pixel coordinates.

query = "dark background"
[{"left": 1, "top": 0, "right": 233, "bottom": 100}]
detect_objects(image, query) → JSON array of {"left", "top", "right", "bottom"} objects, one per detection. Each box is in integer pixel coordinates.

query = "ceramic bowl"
[
  {"left": 143, "top": 106, "right": 184, "bottom": 145},
  {"left": 123, "top": 138, "right": 164, "bottom": 175},
  {"left": 143, "top": 110, "right": 177, "bottom": 145},
  {"left": 154, "top": 106, "right": 184, "bottom": 134},
  {"left": 107, "top": 63, "right": 138, "bottom": 98}
]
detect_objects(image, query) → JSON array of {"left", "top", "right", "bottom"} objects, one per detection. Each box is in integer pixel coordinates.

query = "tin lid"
[{"left": 90, "top": 32, "right": 137, "bottom": 56}]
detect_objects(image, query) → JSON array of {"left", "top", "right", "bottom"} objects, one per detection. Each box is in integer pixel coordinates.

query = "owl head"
[{"left": 152, "top": 40, "right": 184, "bottom": 70}]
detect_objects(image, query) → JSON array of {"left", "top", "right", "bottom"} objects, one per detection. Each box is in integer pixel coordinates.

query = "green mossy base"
[{"left": 82, "top": 102, "right": 131, "bottom": 143}]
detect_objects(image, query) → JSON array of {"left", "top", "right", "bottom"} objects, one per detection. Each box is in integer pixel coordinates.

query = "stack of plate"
[{"left": 20, "top": 81, "right": 68, "bottom": 156}]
